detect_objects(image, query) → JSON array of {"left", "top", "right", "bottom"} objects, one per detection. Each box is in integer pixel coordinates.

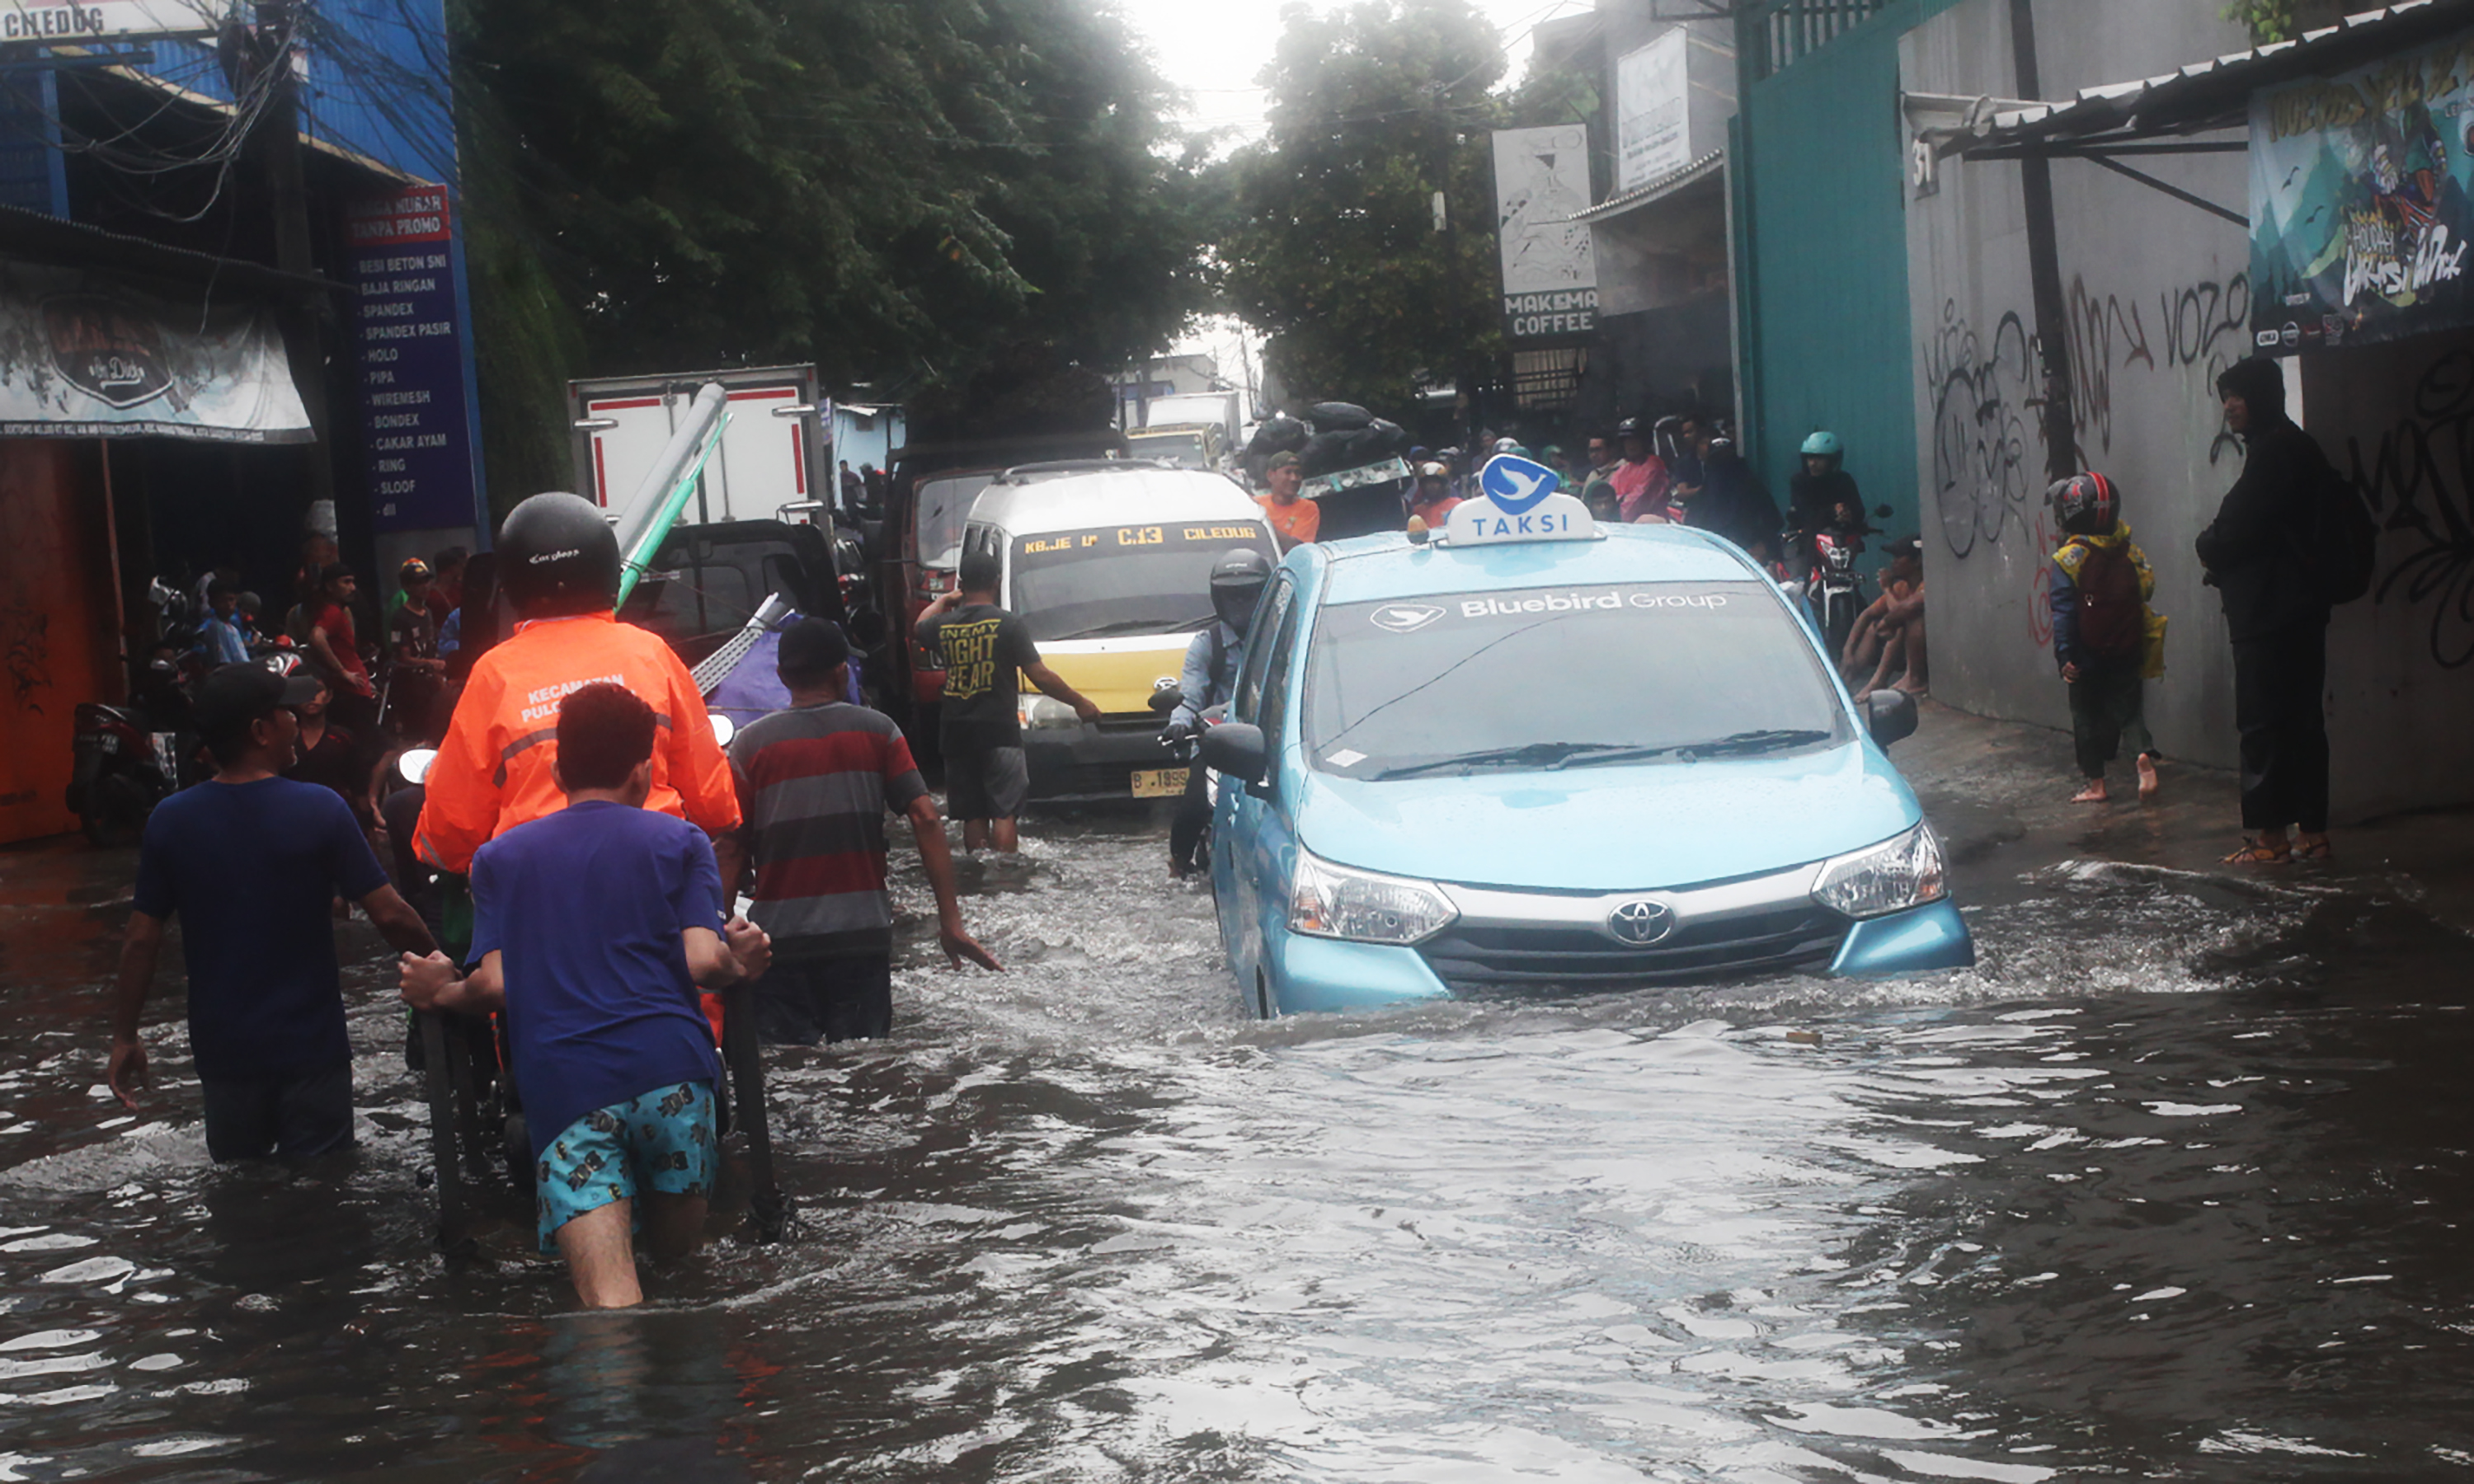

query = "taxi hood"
[{"left": 1288, "top": 740, "right": 1917, "bottom": 892}]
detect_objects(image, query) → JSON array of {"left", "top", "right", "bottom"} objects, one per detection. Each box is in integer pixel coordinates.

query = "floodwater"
[{"left": 3, "top": 805, "right": 2473, "bottom": 1482}]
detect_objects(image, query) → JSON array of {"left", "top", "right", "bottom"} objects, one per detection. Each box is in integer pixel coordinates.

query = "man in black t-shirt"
[{"left": 914, "top": 549, "right": 1100, "bottom": 852}]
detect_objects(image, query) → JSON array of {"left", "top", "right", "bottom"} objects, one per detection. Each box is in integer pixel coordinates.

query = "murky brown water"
[{"left": 3, "top": 808, "right": 2472, "bottom": 1482}]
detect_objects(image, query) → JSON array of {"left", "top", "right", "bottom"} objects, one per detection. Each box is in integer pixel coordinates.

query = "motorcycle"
[
  {"left": 1151, "top": 687, "right": 1226, "bottom": 876},
  {"left": 67, "top": 579, "right": 214, "bottom": 846},
  {"left": 1785, "top": 504, "right": 1896, "bottom": 665}
]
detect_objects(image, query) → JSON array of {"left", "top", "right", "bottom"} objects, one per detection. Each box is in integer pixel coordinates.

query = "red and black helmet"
[{"left": 2047, "top": 471, "right": 2120, "bottom": 537}]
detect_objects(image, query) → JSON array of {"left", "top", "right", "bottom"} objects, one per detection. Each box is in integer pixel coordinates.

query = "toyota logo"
[{"left": 1606, "top": 899, "right": 1676, "bottom": 945}]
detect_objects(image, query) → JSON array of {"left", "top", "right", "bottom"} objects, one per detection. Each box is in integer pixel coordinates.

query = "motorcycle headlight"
[
  {"left": 1288, "top": 848, "right": 1457, "bottom": 945},
  {"left": 1812, "top": 823, "right": 1949, "bottom": 919},
  {"left": 1018, "top": 695, "right": 1084, "bottom": 730}
]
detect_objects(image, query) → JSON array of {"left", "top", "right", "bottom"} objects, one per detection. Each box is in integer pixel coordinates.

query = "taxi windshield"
[
  {"left": 1009, "top": 521, "right": 1273, "bottom": 642},
  {"left": 1302, "top": 580, "right": 1848, "bottom": 778}
]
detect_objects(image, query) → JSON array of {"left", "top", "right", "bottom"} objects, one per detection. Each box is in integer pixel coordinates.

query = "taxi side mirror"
[
  {"left": 1198, "top": 721, "right": 1268, "bottom": 787},
  {"left": 1865, "top": 688, "right": 1917, "bottom": 748}
]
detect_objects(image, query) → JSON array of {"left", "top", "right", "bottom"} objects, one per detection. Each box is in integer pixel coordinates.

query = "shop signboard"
[
  {"left": 1616, "top": 30, "right": 1691, "bottom": 192},
  {"left": 345, "top": 184, "right": 481, "bottom": 532},
  {"left": 2251, "top": 26, "right": 2474, "bottom": 355},
  {"left": 1493, "top": 124, "right": 1598, "bottom": 345},
  {"left": 0, "top": 265, "right": 308, "bottom": 440}
]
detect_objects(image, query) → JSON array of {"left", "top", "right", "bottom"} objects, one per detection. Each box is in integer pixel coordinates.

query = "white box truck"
[{"left": 567, "top": 364, "right": 828, "bottom": 525}]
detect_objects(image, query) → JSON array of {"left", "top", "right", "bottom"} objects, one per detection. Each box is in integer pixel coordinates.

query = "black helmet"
[
  {"left": 1209, "top": 547, "right": 1274, "bottom": 634},
  {"left": 1615, "top": 416, "right": 1643, "bottom": 438},
  {"left": 497, "top": 491, "right": 620, "bottom": 609},
  {"left": 2046, "top": 471, "right": 2120, "bottom": 537}
]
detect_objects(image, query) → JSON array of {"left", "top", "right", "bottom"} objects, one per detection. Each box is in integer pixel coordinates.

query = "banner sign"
[
  {"left": 0, "top": 265, "right": 309, "bottom": 441},
  {"left": 345, "top": 185, "right": 480, "bottom": 533},
  {"left": 0, "top": 0, "right": 231, "bottom": 42},
  {"left": 1616, "top": 31, "right": 1691, "bottom": 192},
  {"left": 2251, "top": 27, "right": 2474, "bottom": 355},
  {"left": 1493, "top": 125, "right": 1599, "bottom": 345}
]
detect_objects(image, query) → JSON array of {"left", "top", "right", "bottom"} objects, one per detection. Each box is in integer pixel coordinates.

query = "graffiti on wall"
[
  {"left": 2346, "top": 346, "right": 2474, "bottom": 669},
  {"left": 1926, "top": 302, "right": 2038, "bottom": 559},
  {"left": 1930, "top": 275, "right": 2255, "bottom": 560}
]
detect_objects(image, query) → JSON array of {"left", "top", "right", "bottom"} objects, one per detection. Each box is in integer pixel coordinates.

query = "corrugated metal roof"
[
  {"left": 1564, "top": 149, "right": 1726, "bottom": 225},
  {"left": 1934, "top": 1, "right": 2474, "bottom": 155}
]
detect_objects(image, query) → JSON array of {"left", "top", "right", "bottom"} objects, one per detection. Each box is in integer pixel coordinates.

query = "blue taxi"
[{"left": 1198, "top": 456, "right": 1973, "bottom": 1018}]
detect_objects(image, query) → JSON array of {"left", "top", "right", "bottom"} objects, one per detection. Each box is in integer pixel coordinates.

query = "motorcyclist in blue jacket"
[{"left": 1161, "top": 549, "right": 1272, "bottom": 878}]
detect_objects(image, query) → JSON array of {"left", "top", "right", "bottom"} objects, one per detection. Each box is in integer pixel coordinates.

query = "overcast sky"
[
  {"left": 1117, "top": 0, "right": 1593, "bottom": 144},
  {"left": 1116, "top": 0, "right": 1593, "bottom": 386}
]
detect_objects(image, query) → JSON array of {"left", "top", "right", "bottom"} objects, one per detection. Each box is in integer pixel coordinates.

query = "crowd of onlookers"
[{"left": 171, "top": 537, "right": 501, "bottom": 861}]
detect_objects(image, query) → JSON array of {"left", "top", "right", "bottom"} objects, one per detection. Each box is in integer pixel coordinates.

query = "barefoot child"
[{"left": 2046, "top": 472, "right": 2164, "bottom": 803}]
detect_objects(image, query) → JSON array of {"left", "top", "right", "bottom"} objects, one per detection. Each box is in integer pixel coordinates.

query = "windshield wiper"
[
  {"left": 1362, "top": 730, "right": 1836, "bottom": 779},
  {"left": 1670, "top": 728, "right": 1837, "bottom": 758},
  {"left": 1366, "top": 741, "right": 1649, "bottom": 779}
]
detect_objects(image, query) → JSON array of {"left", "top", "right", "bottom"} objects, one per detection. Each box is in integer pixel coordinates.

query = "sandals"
[
  {"left": 2294, "top": 838, "right": 2335, "bottom": 862},
  {"left": 2222, "top": 838, "right": 2292, "bottom": 866}
]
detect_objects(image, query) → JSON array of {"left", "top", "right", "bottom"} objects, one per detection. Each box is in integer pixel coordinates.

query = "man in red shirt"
[
  {"left": 1607, "top": 417, "right": 1672, "bottom": 524},
  {"left": 307, "top": 564, "right": 377, "bottom": 729}
]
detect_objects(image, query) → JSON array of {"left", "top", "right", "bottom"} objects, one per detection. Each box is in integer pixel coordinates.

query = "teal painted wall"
[{"left": 1733, "top": 0, "right": 1963, "bottom": 540}]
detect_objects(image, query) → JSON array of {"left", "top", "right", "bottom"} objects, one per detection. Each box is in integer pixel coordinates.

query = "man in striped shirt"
[{"left": 717, "top": 620, "right": 1000, "bottom": 1043}]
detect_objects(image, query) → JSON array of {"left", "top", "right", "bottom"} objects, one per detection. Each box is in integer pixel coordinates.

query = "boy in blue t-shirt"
[
  {"left": 111, "top": 662, "right": 440, "bottom": 1160},
  {"left": 398, "top": 683, "right": 771, "bottom": 1308}
]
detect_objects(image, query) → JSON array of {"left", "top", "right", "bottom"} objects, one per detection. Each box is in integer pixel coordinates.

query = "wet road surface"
[{"left": 3, "top": 792, "right": 2473, "bottom": 1481}]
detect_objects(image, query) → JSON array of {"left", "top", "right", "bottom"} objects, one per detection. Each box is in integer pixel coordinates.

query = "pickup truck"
[{"left": 616, "top": 518, "right": 855, "bottom": 670}]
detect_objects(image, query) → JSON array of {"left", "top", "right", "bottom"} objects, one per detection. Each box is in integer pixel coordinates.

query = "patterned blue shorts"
[{"left": 535, "top": 1082, "right": 716, "bottom": 1253}]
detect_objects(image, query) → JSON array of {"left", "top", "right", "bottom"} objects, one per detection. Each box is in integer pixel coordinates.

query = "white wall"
[
  {"left": 1903, "top": 0, "right": 2474, "bottom": 820},
  {"left": 1903, "top": 0, "right": 2255, "bottom": 776}
]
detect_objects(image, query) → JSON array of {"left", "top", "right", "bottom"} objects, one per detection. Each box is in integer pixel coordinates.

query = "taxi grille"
[{"left": 1418, "top": 907, "right": 1847, "bottom": 995}]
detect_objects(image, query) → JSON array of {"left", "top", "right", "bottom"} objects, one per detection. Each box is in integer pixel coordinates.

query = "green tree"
[
  {"left": 1218, "top": 0, "right": 1511, "bottom": 420},
  {"left": 451, "top": 0, "right": 1209, "bottom": 487}
]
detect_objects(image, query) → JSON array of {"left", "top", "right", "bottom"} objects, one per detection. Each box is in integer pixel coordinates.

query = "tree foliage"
[
  {"left": 451, "top": 0, "right": 1209, "bottom": 484},
  {"left": 1216, "top": 0, "right": 1510, "bottom": 421}
]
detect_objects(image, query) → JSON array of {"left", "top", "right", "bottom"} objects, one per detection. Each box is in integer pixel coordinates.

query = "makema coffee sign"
[
  {"left": 0, "top": 0, "right": 229, "bottom": 41},
  {"left": 0, "top": 267, "right": 308, "bottom": 441},
  {"left": 346, "top": 186, "right": 479, "bottom": 533},
  {"left": 2250, "top": 26, "right": 2474, "bottom": 354},
  {"left": 1493, "top": 126, "right": 1599, "bottom": 345}
]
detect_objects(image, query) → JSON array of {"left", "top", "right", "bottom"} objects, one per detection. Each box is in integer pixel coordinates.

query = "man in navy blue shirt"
[
  {"left": 110, "top": 663, "right": 440, "bottom": 1160},
  {"left": 399, "top": 683, "right": 771, "bottom": 1308}
]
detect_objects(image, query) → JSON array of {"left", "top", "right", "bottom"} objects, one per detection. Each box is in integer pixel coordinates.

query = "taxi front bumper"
[{"left": 1258, "top": 896, "right": 1973, "bottom": 1016}]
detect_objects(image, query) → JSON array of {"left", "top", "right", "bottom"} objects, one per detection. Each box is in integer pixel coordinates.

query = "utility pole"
[
  {"left": 242, "top": 0, "right": 336, "bottom": 510},
  {"left": 2009, "top": 0, "right": 2077, "bottom": 485}
]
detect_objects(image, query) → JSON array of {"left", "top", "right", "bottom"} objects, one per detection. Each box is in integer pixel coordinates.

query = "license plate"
[
  {"left": 78, "top": 733, "right": 119, "bottom": 754},
  {"left": 1130, "top": 767, "right": 1188, "bottom": 799}
]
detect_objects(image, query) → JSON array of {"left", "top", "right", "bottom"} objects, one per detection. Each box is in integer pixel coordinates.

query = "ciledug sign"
[
  {"left": 0, "top": 0, "right": 229, "bottom": 41},
  {"left": 2250, "top": 26, "right": 2474, "bottom": 354}
]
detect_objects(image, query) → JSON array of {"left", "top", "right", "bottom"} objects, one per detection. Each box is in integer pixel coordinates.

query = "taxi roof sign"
[{"left": 1442, "top": 454, "right": 1598, "bottom": 547}]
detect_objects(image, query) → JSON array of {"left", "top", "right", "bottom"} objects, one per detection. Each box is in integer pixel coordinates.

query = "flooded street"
[{"left": 5, "top": 795, "right": 2474, "bottom": 1482}]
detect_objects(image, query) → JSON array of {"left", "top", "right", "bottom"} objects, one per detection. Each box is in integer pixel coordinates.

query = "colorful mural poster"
[{"left": 2251, "top": 27, "right": 2474, "bottom": 355}]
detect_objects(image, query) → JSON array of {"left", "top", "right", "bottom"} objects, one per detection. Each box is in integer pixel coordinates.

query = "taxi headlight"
[
  {"left": 1289, "top": 848, "right": 1456, "bottom": 945},
  {"left": 1812, "top": 823, "right": 1948, "bottom": 919},
  {"left": 1018, "top": 695, "right": 1084, "bottom": 730}
]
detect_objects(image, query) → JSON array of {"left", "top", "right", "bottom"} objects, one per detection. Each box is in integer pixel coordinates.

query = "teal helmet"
[{"left": 1800, "top": 430, "right": 1844, "bottom": 458}]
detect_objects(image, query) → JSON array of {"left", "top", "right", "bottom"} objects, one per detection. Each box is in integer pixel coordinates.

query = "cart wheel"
[
  {"left": 503, "top": 1112, "right": 534, "bottom": 1199},
  {"left": 417, "top": 1012, "right": 473, "bottom": 1256}
]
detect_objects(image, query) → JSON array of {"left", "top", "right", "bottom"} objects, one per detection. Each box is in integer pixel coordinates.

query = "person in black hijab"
[{"left": 2194, "top": 356, "right": 2334, "bottom": 864}]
